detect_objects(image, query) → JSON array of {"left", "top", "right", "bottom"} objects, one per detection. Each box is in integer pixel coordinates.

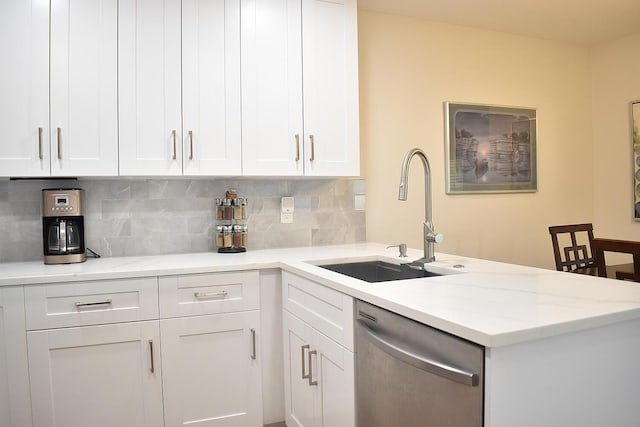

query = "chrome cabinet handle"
[
  {"left": 38, "top": 127, "right": 43, "bottom": 160},
  {"left": 189, "top": 130, "right": 194, "bottom": 160},
  {"left": 295, "top": 134, "right": 300, "bottom": 161},
  {"left": 250, "top": 329, "right": 256, "bottom": 360},
  {"left": 357, "top": 319, "right": 479, "bottom": 386},
  {"left": 57, "top": 128, "right": 62, "bottom": 159},
  {"left": 308, "top": 349, "right": 318, "bottom": 386},
  {"left": 172, "top": 130, "right": 177, "bottom": 160},
  {"left": 194, "top": 291, "right": 228, "bottom": 300},
  {"left": 301, "top": 344, "right": 310, "bottom": 380},
  {"left": 309, "top": 134, "right": 315, "bottom": 161},
  {"left": 75, "top": 299, "right": 112, "bottom": 309},
  {"left": 149, "top": 340, "right": 155, "bottom": 373}
]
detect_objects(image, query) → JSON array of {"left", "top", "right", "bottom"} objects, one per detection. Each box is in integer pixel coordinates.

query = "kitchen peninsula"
[{"left": 1, "top": 242, "right": 639, "bottom": 427}]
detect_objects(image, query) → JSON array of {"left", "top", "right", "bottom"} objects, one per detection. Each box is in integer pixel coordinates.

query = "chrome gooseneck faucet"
[{"left": 398, "top": 148, "right": 443, "bottom": 264}]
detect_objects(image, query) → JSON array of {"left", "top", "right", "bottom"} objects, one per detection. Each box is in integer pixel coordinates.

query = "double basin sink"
[{"left": 318, "top": 260, "right": 458, "bottom": 283}]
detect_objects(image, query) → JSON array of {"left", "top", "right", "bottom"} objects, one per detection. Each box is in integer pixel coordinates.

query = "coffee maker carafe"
[{"left": 42, "top": 189, "right": 86, "bottom": 264}]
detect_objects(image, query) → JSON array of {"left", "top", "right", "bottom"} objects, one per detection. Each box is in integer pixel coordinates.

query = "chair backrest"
[
  {"left": 548, "top": 223, "right": 595, "bottom": 272},
  {"left": 591, "top": 238, "right": 640, "bottom": 282}
]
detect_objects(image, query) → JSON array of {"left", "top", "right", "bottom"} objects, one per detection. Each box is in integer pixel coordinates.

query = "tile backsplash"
[{"left": 0, "top": 178, "right": 366, "bottom": 263}]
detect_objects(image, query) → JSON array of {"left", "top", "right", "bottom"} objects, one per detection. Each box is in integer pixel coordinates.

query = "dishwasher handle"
[{"left": 357, "top": 319, "right": 479, "bottom": 387}]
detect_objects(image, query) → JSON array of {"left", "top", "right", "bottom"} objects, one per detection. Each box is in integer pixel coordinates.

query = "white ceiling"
[{"left": 357, "top": 0, "right": 640, "bottom": 46}]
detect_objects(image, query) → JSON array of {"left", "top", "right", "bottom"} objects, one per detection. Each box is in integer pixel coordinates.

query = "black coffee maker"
[{"left": 42, "top": 189, "right": 86, "bottom": 264}]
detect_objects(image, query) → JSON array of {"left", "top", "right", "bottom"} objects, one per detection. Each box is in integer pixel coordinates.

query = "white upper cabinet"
[
  {"left": 118, "top": 0, "right": 183, "bottom": 176},
  {"left": 0, "top": 0, "right": 118, "bottom": 178},
  {"left": 50, "top": 0, "right": 119, "bottom": 176},
  {"left": 182, "top": 0, "right": 242, "bottom": 176},
  {"left": 242, "top": 0, "right": 360, "bottom": 177},
  {"left": 0, "top": 0, "right": 49, "bottom": 177},
  {"left": 2, "top": 0, "right": 358, "bottom": 178},
  {"left": 119, "top": 0, "right": 241, "bottom": 176},
  {"left": 241, "top": 0, "right": 304, "bottom": 176},
  {"left": 301, "top": 0, "right": 360, "bottom": 177},
  {"left": 0, "top": 0, "right": 118, "bottom": 176}
]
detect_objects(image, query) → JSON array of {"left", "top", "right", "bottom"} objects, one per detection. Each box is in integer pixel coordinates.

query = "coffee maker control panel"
[{"left": 43, "top": 190, "right": 83, "bottom": 217}]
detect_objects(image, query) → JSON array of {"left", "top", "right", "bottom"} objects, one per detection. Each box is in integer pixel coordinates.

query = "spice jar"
[
  {"left": 215, "top": 225, "right": 224, "bottom": 248},
  {"left": 234, "top": 198, "right": 245, "bottom": 220},
  {"left": 223, "top": 225, "right": 233, "bottom": 247},
  {"left": 215, "top": 199, "right": 224, "bottom": 220},
  {"left": 222, "top": 199, "right": 233, "bottom": 220},
  {"left": 232, "top": 225, "right": 243, "bottom": 247},
  {"left": 241, "top": 225, "right": 248, "bottom": 247}
]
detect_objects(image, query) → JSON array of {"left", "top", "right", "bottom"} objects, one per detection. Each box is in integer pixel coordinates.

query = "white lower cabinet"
[
  {"left": 159, "top": 271, "right": 263, "bottom": 427},
  {"left": 23, "top": 272, "right": 265, "bottom": 427},
  {"left": 161, "top": 311, "right": 262, "bottom": 427},
  {"left": 0, "top": 287, "right": 32, "bottom": 427},
  {"left": 27, "top": 321, "right": 164, "bottom": 427},
  {"left": 282, "top": 272, "right": 355, "bottom": 427}
]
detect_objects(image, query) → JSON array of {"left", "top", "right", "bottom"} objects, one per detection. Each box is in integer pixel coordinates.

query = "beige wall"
[
  {"left": 358, "top": 11, "right": 594, "bottom": 268},
  {"left": 591, "top": 33, "right": 640, "bottom": 243}
]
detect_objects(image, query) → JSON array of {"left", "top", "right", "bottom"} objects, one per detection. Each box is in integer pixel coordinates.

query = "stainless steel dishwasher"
[{"left": 355, "top": 300, "right": 484, "bottom": 427}]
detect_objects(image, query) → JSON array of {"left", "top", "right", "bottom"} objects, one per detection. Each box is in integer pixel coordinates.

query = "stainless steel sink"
[{"left": 319, "top": 260, "right": 442, "bottom": 283}]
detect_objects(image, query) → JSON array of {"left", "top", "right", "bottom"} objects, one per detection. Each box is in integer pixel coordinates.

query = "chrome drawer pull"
[
  {"left": 250, "top": 329, "right": 256, "bottom": 360},
  {"left": 301, "top": 344, "right": 310, "bottom": 380},
  {"left": 295, "top": 134, "right": 300, "bottom": 161},
  {"left": 308, "top": 349, "right": 318, "bottom": 386},
  {"left": 38, "top": 127, "right": 43, "bottom": 159},
  {"left": 75, "top": 299, "right": 112, "bottom": 309},
  {"left": 194, "top": 291, "right": 228, "bottom": 300},
  {"left": 149, "top": 340, "right": 155, "bottom": 373},
  {"left": 309, "top": 134, "right": 315, "bottom": 161},
  {"left": 57, "top": 128, "right": 62, "bottom": 159},
  {"left": 172, "top": 129, "right": 177, "bottom": 160}
]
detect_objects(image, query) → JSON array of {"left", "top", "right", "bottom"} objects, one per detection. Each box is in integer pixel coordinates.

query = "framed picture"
[
  {"left": 632, "top": 100, "right": 640, "bottom": 220},
  {"left": 445, "top": 102, "right": 537, "bottom": 194}
]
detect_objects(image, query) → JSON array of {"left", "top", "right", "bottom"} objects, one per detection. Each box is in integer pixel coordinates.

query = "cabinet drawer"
[
  {"left": 159, "top": 271, "right": 259, "bottom": 318},
  {"left": 25, "top": 277, "right": 159, "bottom": 330},
  {"left": 282, "top": 271, "right": 353, "bottom": 351}
]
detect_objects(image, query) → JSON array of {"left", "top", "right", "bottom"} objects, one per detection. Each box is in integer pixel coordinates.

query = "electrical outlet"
[{"left": 281, "top": 212, "right": 293, "bottom": 224}]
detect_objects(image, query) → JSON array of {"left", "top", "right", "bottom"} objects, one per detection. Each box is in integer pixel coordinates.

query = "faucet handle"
[
  {"left": 387, "top": 243, "right": 408, "bottom": 257},
  {"left": 430, "top": 233, "right": 444, "bottom": 244},
  {"left": 423, "top": 222, "right": 444, "bottom": 244}
]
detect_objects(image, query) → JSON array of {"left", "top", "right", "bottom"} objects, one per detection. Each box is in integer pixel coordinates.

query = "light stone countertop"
[{"left": 2, "top": 242, "right": 640, "bottom": 348}]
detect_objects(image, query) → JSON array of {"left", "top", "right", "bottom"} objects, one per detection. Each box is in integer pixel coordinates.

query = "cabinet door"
[
  {"left": 0, "top": 287, "right": 32, "bottom": 427},
  {"left": 119, "top": 0, "right": 182, "bottom": 176},
  {"left": 241, "top": 0, "right": 304, "bottom": 176},
  {"left": 182, "top": 0, "right": 241, "bottom": 176},
  {"left": 161, "top": 311, "right": 263, "bottom": 427},
  {"left": 302, "top": 0, "right": 360, "bottom": 177},
  {"left": 27, "top": 321, "right": 163, "bottom": 427},
  {"left": 315, "top": 330, "right": 355, "bottom": 427},
  {"left": 284, "top": 310, "right": 355, "bottom": 427},
  {"left": 283, "top": 310, "right": 319, "bottom": 427},
  {"left": 0, "top": 0, "right": 49, "bottom": 177},
  {"left": 50, "top": 0, "right": 118, "bottom": 176}
]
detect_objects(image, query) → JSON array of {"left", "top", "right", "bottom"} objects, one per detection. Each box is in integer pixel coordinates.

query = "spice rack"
[{"left": 215, "top": 190, "right": 248, "bottom": 253}]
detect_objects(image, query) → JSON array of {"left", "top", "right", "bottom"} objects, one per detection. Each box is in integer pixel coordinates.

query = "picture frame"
[
  {"left": 632, "top": 100, "right": 640, "bottom": 221},
  {"left": 445, "top": 102, "right": 537, "bottom": 194}
]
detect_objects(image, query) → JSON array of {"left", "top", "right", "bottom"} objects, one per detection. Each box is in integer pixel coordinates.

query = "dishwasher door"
[{"left": 355, "top": 300, "right": 484, "bottom": 427}]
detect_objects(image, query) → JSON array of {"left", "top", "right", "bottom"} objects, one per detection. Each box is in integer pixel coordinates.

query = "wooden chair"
[
  {"left": 591, "top": 238, "right": 640, "bottom": 282},
  {"left": 548, "top": 223, "right": 596, "bottom": 274}
]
